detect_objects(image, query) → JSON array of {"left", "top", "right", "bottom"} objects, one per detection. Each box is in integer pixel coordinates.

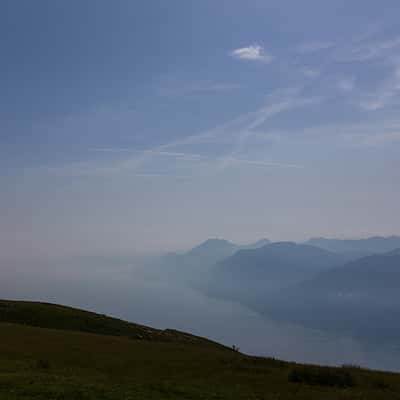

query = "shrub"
[
  {"left": 288, "top": 366, "right": 355, "bottom": 388},
  {"left": 341, "top": 363, "right": 362, "bottom": 370},
  {"left": 36, "top": 359, "right": 51, "bottom": 370}
]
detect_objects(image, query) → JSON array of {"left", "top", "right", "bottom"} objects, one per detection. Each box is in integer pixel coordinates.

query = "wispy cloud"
[
  {"left": 230, "top": 44, "right": 273, "bottom": 63},
  {"left": 258, "top": 118, "right": 400, "bottom": 147},
  {"left": 296, "top": 41, "right": 335, "bottom": 54},
  {"left": 158, "top": 80, "right": 242, "bottom": 97},
  {"left": 43, "top": 88, "right": 315, "bottom": 178},
  {"left": 90, "top": 147, "right": 132, "bottom": 153},
  {"left": 301, "top": 67, "right": 321, "bottom": 79},
  {"left": 358, "top": 63, "right": 400, "bottom": 111},
  {"left": 44, "top": 150, "right": 303, "bottom": 178},
  {"left": 357, "top": 131, "right": 400, "bottom": 146},
  {"left": 219, "top": 156, "right": 302, "bottom": 169},
  {"left": 337, "top": 77, "right": 355, "bottom": 92},
  {"left": 334, "top": 36, "right": 400, "bottom": 63},
  {"left": 325, "top": 31, "right": 400, "bottom": 111}
]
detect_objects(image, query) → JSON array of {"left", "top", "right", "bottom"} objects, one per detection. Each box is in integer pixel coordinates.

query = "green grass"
[
  {"left": 0, "top": 300, "right": 224, "bottom": 347},
  {"left": 0, "top": 300, "right": 400, "bottom": 399}
]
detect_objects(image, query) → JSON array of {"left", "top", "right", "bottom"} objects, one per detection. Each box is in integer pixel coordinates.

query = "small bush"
[
  {"left": 370, "top": 379, "right": 390, "bottom": 390},
  {"left": 288, "top": 366, "right": 355, "bottom": 388},
  {"left": 341, "top": 363, "right": 362, "bottom": 370},
  {"left": 36, "top": 359, "right": 51, "bottom": 370}
]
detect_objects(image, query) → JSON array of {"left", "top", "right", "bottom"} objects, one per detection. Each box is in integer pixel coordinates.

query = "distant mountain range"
[
  {"left": 179, "top": 236, "right": 400, "bottom": 344},
  {"left": 201, "top": 242, "right": 351, "bottom": 304},
  {"left": 158, "top": 236, "right": 400, "bottom": 277},
  {"left": 140, "top": 235, "right": 400, "bottom": 344},
  {"left": 305, "top": 235, "right": 400, "bottom": 256},
  {"left": 174, "top": 238, "right": 271, "bottom": 266},
  {"left": 146, "top": 238, "right": 270, "bottom": 282}
]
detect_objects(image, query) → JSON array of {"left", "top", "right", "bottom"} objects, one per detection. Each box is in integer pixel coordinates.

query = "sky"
[{"left": 2, "top": 0, "right": 400, "bottom": 259}]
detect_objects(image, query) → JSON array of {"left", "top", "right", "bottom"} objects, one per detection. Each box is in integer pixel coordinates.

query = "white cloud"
[
  {"left": 296, "top": 41, "right": 335, "bottom": 54},
  {"left": 230, "top": 44, "right": 273, "bottom": 63}
]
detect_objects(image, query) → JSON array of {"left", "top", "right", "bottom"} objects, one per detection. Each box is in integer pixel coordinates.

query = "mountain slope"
[
  {"left": 264, "top": 254, "right": 400, "bottom": 343},
  {"left": 300, "top": 254, "right": 400, "bottom": 293},
  {"left": 1, "top": 300, "right": 400, "bottom": 399},
  {"left": 0, "top": 299, "right": 224, "bottom": 347}
]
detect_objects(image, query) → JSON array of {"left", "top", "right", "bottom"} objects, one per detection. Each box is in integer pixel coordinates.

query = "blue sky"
[{"left": 2, "top": 0, "right": 400, "bottom": 258}]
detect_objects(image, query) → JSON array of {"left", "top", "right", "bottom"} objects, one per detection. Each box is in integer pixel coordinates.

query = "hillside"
[
  {"left": 1, "top": 300, "right": 400, "bottom": 399},
  {"left": 0, "top": 300, "right": 223, "bottom": 347}
]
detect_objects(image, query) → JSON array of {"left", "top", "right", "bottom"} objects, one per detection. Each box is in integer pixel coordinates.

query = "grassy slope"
[
  {"left": 1, "top": 300, "right": 400, "bottom": 399},
  {"left": 0, "top": 300, "right": 224, "bottom": 347}
]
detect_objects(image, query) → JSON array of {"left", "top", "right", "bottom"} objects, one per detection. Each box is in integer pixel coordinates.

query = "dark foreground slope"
[
  {"left": 0, "top": 299, "right": 222, "bottom": 347},
  {"left": 1, "top": 301, "right": 400, "bottom": 399}
]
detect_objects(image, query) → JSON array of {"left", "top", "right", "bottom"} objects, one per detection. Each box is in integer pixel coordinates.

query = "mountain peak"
[{"left": 191, "top": 238, "right": 237, "bottom": 251}]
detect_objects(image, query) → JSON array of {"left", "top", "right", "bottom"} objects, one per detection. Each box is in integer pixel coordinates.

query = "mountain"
[
  {"left": 300, "top": 253, "right": 400, "bottom": 293},
  {"left": 387, "top": 248, "right": 400, "bottom": 256},
  {"left": 1, "top": 299, "right": 399, "bottom": 399},
  {"left": 177, "top": 238, "right": 240, "bottom": 265},
  {"left": 147, "top": 238, "right": 270, "bottom": 282},
  {"left": 242, "top": 238, "right": 271, "bottom": 249},
  {"left": 202, "top": 242, "right": 349, "bottom": 305},
  {"left": 305, "top": 235, "right": 400, "bottom": 255},
  {"left": 175, "top": 237, "right": 271, "bottom": 266},
  {"left": 264, "top": 254, "right": 400, "bottom": 343}
]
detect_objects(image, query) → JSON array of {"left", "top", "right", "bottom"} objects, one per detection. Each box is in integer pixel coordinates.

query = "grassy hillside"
[
  {"left": 0, "top": 300, "right": 224, "bottom": 347},
  {"left": 1, "top": 300, "right": 400, "bottom": 399}
]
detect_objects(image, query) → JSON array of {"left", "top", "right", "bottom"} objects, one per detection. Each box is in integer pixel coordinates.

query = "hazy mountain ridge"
[
  {"left": 139, "top": 236, "right": 400, "bottom": 345},
  {"left": 305, "top": 235, "right": 400, "bottom": 255},
  {"left": 149, "top": 238, "right": 270, "bottom": 282},
  {"left": 199, "top": 242, "right": 351, "bottom": 305},
  {"left": 186, "top": 237, "right": 400, "bottom": 345}
]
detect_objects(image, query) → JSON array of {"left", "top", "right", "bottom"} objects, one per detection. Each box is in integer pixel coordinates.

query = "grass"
[
  {"left": 0, "top": 300, "right": 400, "bottom": 399},
  {"left": 0, "top": 300, "right": 224, "bottom": 347}
]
